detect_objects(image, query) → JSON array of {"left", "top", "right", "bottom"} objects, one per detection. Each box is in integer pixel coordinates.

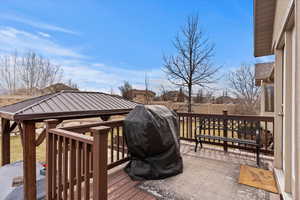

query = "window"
[{"left": 264, "top": 84, "right": 274, "bottom": 112}]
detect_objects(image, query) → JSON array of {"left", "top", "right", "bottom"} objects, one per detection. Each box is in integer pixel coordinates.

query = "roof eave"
[
  {"left": 14, "top": 109, "right": 133, "bottom": 121},
  {"left": 254, "top": 0, "right": 276, "bottom": 57}
]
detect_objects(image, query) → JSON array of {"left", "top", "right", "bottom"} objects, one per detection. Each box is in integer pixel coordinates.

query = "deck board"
[{"left": 107, "top": 169, "right": 156, "bottom": 200}]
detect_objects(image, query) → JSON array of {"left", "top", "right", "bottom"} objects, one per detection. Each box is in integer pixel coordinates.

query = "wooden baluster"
[
  {"left": 187, "top": 116, "right": 189, "bottom": 139},
  {"left": 178, "top": 116, "right": 181, "bottom": 138},
  {"left": 194, "top": 116, "right": 197, "bottom": 139},
  {"left": 243, "top": 120, "right": 247, "bottom": 147},
  {"left": 70, "top": 139, "right": 76, "bottom": 200},
  {"left": 57, "top": 135, "right": 63, "bottom": 199},
  {"left": 237, "top": 120, "right": 241, "bottom": 147},
  {"left": 82, "top": 138, "right": 85, "bottom": 178},
  {"left": 91, "top": 126, "right": 110, "bottom": 200},
  {"left": 250, "top": 121, "right": 254, "bottom": 141},
  {"left": 183, "top": 116, "right": 185, "bottom": 139},
  {"left": 264, "top": 121, "right": 268, "bottom": 150},
  {"left": 117, "top": 126, "right": 120, "bottom": 161},
  {"left": 76, "top": 141, "right": 82, "bottom": 200},
  {"left": 84, "top": 143, "right": 90, "bottom": 200},
  {"left": 213, "top": 118, "right": 216, "bottom": 143},
  {"left": 218, "top": 118, "right": 221, "bottom": 143},
  {"left": 122, "top": 128, "right": 125, "bottom": 159},
  {"left": 63, "top": 137, "right": 69, "bottom": 200},
  {"left": 231, "top": 120, "right": 234, "bottom": 146},
  {"left": 45, "top": 119, "right": 60, "bottom": 200},
  {"left": 110, "top": 128, "right": 114, "bottom": 164},
  {"left": 208, "top": 117, "right": 211, "bottom": 143},
  {"left": 223, "top": 111, "right": 228, "bottom": 152}
]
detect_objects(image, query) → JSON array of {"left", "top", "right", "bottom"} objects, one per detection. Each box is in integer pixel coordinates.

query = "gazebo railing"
[
  {"left": 45, "top": 119, "right": 129, "bottom": 200},
  {"left": 61, "top": 120, "right": 129, "bottom": 168}
]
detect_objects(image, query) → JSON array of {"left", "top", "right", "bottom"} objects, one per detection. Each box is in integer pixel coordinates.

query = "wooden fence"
[
  {"left": 45, "top": 119, "right": 128, "bottom": 200},
  {"left": 177, "top": 111, "right": 274, "bottom": 155}
]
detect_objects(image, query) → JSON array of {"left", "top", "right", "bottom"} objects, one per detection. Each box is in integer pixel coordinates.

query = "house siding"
[{"left": 271, "top": 0, "right": 300, "bottom": 199}]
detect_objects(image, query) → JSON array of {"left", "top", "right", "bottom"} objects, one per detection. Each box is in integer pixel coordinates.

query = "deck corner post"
[
  {"left": 1, "top": 118, "right": 11, "bottom": 166},
  {"left": 22, "top": 120, "right": 36, "bottom": 200},
  {"left": 91, "top": 126, "right": 110, "bottom": 200},
  {"left": 44, "top": 119, "right": 60, "bottom": 200},
  {"left": 223, "top": 110, "right": 228, "bottom": 152}
]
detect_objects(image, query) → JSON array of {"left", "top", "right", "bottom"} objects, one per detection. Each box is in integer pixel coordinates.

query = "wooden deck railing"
[
  {"left": 177, "top": 111, "right": 274, "bottom": 155},
  {"left": 45, "top": 119, "right": 129, "bottom": 200}
]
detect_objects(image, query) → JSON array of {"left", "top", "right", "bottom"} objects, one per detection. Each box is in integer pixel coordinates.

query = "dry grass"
[
  {"left": 0, "top": 95, "right": 31, "bottom": 107},
  {"left": 0, "top": 135, "right": 46, "bottom": 164},
  {"left": 0, "top": 116, "right": 126, "bottom": 164}
]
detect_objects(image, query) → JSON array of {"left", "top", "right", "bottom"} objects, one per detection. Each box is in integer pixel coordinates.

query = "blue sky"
[{"left": 0, "top": 0, "right": 272, "bottom": 94}]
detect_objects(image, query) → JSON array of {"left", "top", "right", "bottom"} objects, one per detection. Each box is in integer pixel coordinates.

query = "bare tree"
[
  {"left": 20, "top": 52, "right": 63, "bottom": 94},
  {"left": 110, "top": 86, "right": 114, "bottom": 95},
  {"left": 0, "top": 52, "right": 18, "bottom": 94},
  {"left": 119, "top": 81, "right": 133, "bottom": 100},
  {"left": 0, "top": 51, "right": 69, "bottom": 95},
  {"left": 228, "top": 64, "right": 261, "bottom": 114},
  {"left": 159, "top": 84, "right": 169, "bottom": 101},
  {"left": 163, "top": 15, "right": 219, "bottom": 112},
  {"left": 177, "top": 87, "right": 185, "bottom": 102},
  {"left": 194, "top": 89, "right": 204, "bottom": 103},
  {"left": 66, "top": 79, "right": 79, "bottom": 89}
]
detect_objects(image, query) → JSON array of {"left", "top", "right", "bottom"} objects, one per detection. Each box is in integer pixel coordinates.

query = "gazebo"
[{"left": 0, "top": 90, "right": 138, "bottom": 199}]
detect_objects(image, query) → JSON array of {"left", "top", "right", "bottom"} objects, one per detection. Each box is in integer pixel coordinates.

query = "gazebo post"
[
  {"left": 22, "top": 120, "right": 37, "bottom": 200},
  {"left": 1, "top": 118, "right": 11, "bottom": 166}
]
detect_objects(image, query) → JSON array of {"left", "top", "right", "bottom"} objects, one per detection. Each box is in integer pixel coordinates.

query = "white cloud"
[
  {"left": 0, "top": 27, "right": 85, "bottom": 58},
  {"left": 93, "top": 63, "right": 106, "bottom": 67},
  {"left": 0, "top": 25, "right": 221, "bottom": 96},
  {"left": 0, "top": 14, "right": 79, "bottom": 35},
  {"left": 59, "top": 60, "right": 168, "bottom": 94},
  {"left": 38, "top": 31, "right": 51, "bottom": 38}
]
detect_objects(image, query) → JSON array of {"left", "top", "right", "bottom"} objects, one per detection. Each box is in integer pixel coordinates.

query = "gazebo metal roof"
[{"left": 0, "top": 90, "right": 138, "bottom": 121}]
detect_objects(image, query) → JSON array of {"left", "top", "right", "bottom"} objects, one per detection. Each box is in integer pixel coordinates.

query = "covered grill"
[{"left": 124, "top": 105, "right": 183, "bottom": 180}]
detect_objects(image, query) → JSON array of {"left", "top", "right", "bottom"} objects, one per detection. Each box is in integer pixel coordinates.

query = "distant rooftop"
[
  {"left": 255, "top": 62, "right": 274, "bottom": 86},
  {"left": 0, "top": 90, "right": 138, "bottom": 121},
  {"left": 41, "top": 83, "right": 78, "bottom": 94},
  {"left": 130, "top": 89, "right": 156, "bottom": 96}
]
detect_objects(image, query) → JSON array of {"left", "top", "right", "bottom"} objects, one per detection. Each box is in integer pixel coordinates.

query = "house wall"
[
  {"left": 272, "top": 0, "right": 299, "bottom": 199},
  {"left": 273, "top": 0, "right": 293, "bottom": 45}
]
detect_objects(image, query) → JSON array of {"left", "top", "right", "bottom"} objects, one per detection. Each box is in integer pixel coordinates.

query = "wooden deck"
[{"left": 107, "top": 169, "right": 156, "bottom": 200}]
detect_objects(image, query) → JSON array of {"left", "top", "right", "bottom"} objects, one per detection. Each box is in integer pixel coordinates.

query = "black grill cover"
[{"left": 124, "top": 105, "right": 183, "bottom": 180}]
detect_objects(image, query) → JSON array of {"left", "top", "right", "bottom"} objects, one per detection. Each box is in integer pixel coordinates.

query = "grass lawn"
[{"left": 0, "top": 135, "right": 46, "bottom": 164}]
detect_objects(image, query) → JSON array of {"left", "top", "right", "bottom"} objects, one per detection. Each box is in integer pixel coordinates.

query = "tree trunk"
[
  {"left": 188, "top": 84, "right": 192, "bottom": 113},
  {"left": 188, "top": 84, "right": 192, "bottom": 138}
]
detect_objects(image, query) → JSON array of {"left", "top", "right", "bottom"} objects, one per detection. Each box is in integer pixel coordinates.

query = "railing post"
[
  {"left": 44, "top": 119, "right": 60, "bottom": 200},
  {"left": 223, "top": 110, "right": 228, "bottom": 152},
  {"left": 90, "top": 126, "right": 110, "bottom": 200}
]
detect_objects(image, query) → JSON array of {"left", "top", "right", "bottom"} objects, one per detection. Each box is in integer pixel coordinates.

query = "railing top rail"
[
  {"left": 48, "top": 128, "right": 94, "bottom": 144},
  {"left": 61, "top": 119, "right": 124, "bottom": 131},
  {"left": 177, "top": 112, "right": 274, "bottom": 122}
]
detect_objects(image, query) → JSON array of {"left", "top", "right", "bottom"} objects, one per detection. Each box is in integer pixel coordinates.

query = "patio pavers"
[{"left": 139, "top": 143, "right": 280, "bottom": 200}]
